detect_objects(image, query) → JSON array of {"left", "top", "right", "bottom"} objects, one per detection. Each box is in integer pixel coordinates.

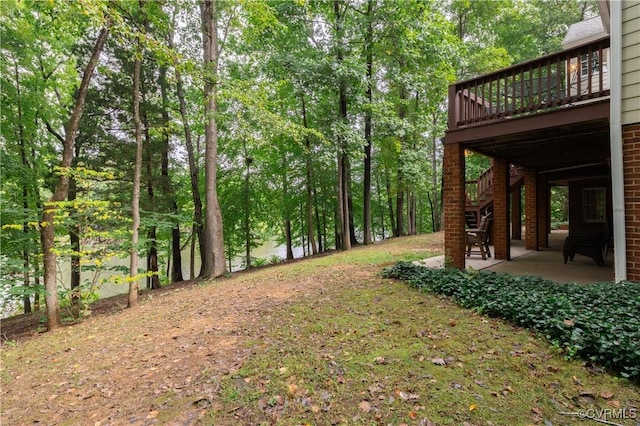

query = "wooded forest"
[{"left": 1, "top": 0, "right": 597, "bottom": 330}]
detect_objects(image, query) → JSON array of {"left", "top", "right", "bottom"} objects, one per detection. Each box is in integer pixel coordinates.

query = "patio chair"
[{"left": 466, "top": 213, "right": 492, "bottom": 260}]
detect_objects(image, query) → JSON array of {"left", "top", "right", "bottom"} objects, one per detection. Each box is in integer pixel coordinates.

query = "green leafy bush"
[{"left": 382, "top": 262, "right": 640, "bottom": 381}]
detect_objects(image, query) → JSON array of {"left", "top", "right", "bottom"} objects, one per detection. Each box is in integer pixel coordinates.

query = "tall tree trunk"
[
  {"left": 300, "top": 204, "right": 306, "bottom": 256},
  {"left": 170, "top": 23, "right": 205, "bottom": 277},
  {"left": 142, "top": 84, "right": 160, "bottom": 290},
  {"left": 243, "top": 140, "right": 252, "bottom": 268},
  {"left": 300, "top": 94, "right": 317, "bottom": 255},
  {"left": 362, "top": 0, "right": 374, "bottom": 245},
  {"left": 313, "top": 186, "right": 323, "bottom": 252},
  {"left": 430, "top": 112, "right": 441, "bottom": 232},
  {"left": 22, "top": 193, "right": 32, "bottom": 313},
  {"left": 16, "top": 66, "right": 32, "bottom": 313},
  {"left": 159, "top": 64, "right": 183, "bottom": 282},
  {"left": 384, "top": 167, "right": 396, "bottom": 237},
  {"left": 18, "top": 96, "right": 32, "bottom": 313},
  {"left": 128, "top": 26, "right": 144, "bottom": 308},
  {"left": 282, "top": 152, "right": 294, "bottom": 260},
  {"left": 40, "top": 24, "right": 109, "bottom": 331},
  {"left": 146, "top": 227, "right": 160, "bottom": 289},
  {"left": 395, "top": 171, "right": 404, "bottom": 236},
  {"left": 32, "top": 173, "right": 42, "bottom": 312},
  {"left": 322, "top": 196, "right": 328, "bottom": 250},
  {"left": 347, "top": 164, "right": 358, "bottom": 246},
  {"left": 200, "top": 0, "right": 226, "bottom": 279},
  {"left": 334, "top": 0, "right": 350, "bottom": 251},
  {"left": 336, "top": 155, "right": 345, "bottom": 250},
  {"left": 408, "top": 191, "right": 416, "bottom": 235},
  {"left": 375, "top": 171, "right": 385, "bottom": 239},
  {"left": 395, "top": 81, "right": 408, "bottom": 237},
  {"left": 69, "top": 158, "right": 81, "bottom": 318}
]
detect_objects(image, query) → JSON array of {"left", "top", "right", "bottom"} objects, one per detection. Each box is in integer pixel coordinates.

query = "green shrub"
[{"left": 382, "top": 262, "right": 640, "bottom": 381}]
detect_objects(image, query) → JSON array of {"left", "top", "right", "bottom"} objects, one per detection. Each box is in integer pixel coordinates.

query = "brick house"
[{"left": 443, "top": 1, "right": 640, "bottom": 282}]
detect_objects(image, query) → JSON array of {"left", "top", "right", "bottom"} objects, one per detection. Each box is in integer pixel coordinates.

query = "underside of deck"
[{"left": 446, "top": 99, "right": 610, "bottom": 180}]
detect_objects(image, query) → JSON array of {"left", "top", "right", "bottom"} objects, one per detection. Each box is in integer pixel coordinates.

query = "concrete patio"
[{"left": 417, "top": 230, "right": 615, "bottom": 284}]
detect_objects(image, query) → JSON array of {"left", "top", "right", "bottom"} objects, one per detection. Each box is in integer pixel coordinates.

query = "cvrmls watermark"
[{"left": 559, "top": 407, "right": 637, "bottom": 425}]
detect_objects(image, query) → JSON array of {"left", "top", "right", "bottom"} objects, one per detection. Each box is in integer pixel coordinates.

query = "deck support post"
[
  {"left": 493, "top": 158, "right": 511, "bottom": 260},
  {"left": 443, "top": 142, "right": 466, "bottom": 269}
]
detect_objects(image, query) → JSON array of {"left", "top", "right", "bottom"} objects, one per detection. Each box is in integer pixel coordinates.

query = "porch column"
[
  {"left": 443, "top": 142, "right": 466, "bottom": 269},
  {"left": 511, "top": 186, "right": 522, "bottom": 240},
  {"left": 524, "top": 168, "right": 538, "bottom": 250},
  {"left": 493, "top": 158, "right": 511, "bottom": 260},
  {"left": 537, "top": 174, "right": 550, "bottom": 248}
]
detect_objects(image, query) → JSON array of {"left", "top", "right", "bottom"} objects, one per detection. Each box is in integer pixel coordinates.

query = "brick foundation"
[{"left": 623, "top": 123, "right": 640, "bottom": 281}]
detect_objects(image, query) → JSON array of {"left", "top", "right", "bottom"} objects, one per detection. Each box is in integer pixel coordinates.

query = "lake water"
[{"left": 73, "top": 240, "right": 305, "bottom": 299}]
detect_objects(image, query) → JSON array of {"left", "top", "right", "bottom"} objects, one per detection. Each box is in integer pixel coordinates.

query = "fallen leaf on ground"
[
  {"left": 398, "top": 390, "right": 419, "bottom": 401},
  {"left": 359, "top": 400, "right": 372, "bottom": 413}
]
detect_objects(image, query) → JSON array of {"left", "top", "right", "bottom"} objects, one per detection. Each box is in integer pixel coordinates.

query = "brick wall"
[
  {"left": 623, "top": 123, "right": 640, "bottom": 281},
  {"left": 443, "top": 143, "right": 465, "bottom": 269}
]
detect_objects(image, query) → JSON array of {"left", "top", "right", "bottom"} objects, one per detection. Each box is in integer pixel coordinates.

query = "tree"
[
  {"left": 200, "top": 0, "right": 226, "bottom": 279},
  {"left": 128, "top": 3, "right": 144, "bottom": 308},
  {"left": 40, "top": 13, "right": 110, "bottom": 330}
]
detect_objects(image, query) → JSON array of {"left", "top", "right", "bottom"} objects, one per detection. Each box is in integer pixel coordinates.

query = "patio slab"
[{"left": 415, "top": 231, "right": 614, "bottom": 284}]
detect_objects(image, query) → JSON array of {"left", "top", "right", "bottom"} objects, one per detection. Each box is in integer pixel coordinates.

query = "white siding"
[{"left": 622, "top": 1, "right": 640, "bottom": 124}]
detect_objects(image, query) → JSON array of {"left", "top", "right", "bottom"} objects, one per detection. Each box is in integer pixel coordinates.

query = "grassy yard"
[
  {"left": 1, "top": 233, "right": 638, "bottom": 425},
  {"left": 202, "top": 236, "right": 639, "bottom": 425}
]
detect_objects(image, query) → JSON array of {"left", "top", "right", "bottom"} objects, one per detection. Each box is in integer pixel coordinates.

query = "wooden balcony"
[
  {"left": 445, "top": 37, "right": 611, "bottom": 175},
  {"left": 448, "top": 37, "right": 610, "bottom": 131}
]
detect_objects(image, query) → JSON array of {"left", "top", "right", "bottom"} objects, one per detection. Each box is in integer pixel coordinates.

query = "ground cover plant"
[
  {"left": 2, "top": 233, "right": 638, "bottom": 425},
  {"left": 382, "top": 262, "right": 640, "bottom": 382}
]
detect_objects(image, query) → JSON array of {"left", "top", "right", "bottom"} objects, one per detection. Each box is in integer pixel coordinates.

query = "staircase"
[{"left": 465, "top": 165, "right": 524, "bottom": 228}]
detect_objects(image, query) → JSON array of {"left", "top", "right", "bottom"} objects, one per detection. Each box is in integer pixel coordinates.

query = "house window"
[
  {"left": 583, "top": 187, "right": 606, "bottom": 223},
  {"left": 580, "top": 53, "right": 599, "bottom": 76}
]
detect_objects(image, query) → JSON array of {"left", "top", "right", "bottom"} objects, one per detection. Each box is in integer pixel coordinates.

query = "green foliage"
[
  {"left": 382, "top": 262, "right": 640, "bottom": 381},
  {"left": 464, "top": 151, "right": 491, "bottom": 181},
  {"left": 550, "top": 186, "right": 569, "bottom": 224}
]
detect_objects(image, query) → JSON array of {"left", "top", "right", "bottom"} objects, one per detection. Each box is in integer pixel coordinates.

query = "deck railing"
[
  {"left": 448, "top": 37, "right": 610, "bottom": 131},
  {"left": 466, "top": 167, "right": 493, "bottom": 206}
]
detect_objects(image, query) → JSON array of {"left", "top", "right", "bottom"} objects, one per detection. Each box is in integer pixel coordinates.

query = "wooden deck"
[{"left": 446, "top": 37, "right": 611, "bottom": 176}]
